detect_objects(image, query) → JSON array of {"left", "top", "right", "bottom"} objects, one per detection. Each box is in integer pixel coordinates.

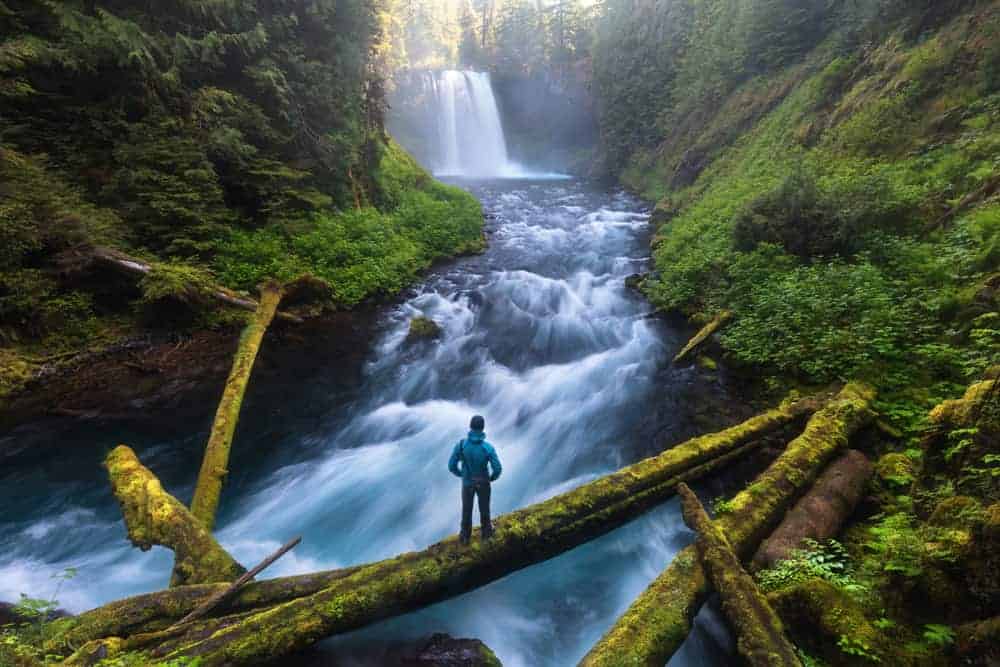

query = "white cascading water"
[{"left": 429, "top": 70, "right": 522, "bottom": 178}]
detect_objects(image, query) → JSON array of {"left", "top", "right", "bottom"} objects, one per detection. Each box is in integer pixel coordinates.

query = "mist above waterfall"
[{"left": 390, "top": 69, "right": 567, "bottom": 179}]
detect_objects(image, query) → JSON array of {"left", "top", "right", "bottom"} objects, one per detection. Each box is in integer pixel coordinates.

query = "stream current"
[{"left": 1, "top": 178, "right": 737, "bottom": 666}]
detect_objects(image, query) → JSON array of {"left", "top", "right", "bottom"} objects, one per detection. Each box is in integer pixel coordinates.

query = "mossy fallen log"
[
  {"left": 672, "top": 310, "right": 731, "bottom": 364},
  {"left": 105, "top": 446, "right": 245, "bottom": 588},
  {"left": 51, "top": 395, "right": 820, "bottom": 662},
  {"left": 189, "top": 281, "right": 284, "bottom": 532},
  {"left": 580, "top": 382, "right": 875, "bottom": 667},
  {"left": 91, "top": 246, "right": 303, "bottom": 323},
  {"left": 751, "top": 449, "right": 872, "bottom": 571},
  {"left": 676, "top": 483, "right": 801, "bottom": 667}
]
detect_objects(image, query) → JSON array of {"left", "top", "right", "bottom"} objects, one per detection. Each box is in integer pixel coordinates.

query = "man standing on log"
[{"left": 449, "top": 415, "right": 502, "bottom": 545}]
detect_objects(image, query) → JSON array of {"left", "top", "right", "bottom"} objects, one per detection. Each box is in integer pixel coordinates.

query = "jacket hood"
[{"left": 466, "top": 430, "right": 486, "bottom": 443}]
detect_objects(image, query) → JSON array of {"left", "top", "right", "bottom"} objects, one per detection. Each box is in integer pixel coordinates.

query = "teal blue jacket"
[{"left": 449, "top": 430, "right": 501, "bottom": 485}]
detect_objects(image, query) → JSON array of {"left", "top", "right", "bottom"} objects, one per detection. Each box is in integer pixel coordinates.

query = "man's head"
[{"left": 470, "top": 415, "right": 485, "bottom": 432}]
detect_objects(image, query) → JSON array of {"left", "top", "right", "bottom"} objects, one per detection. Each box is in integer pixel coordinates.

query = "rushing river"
[{"left": 1, "top": 178, "right": 737, "bottom": 665}]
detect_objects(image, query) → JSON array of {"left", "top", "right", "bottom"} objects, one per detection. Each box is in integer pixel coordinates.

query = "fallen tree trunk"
[
  {"left": 105, "top": 446, "right": 245, "bottom": 588},
  {"left": 751, "top": 449, "right": 872, "bottom": 571},
  {"left": 51, "top": 395, "right": 821, "bottom": 661},
  {"left": 92, "top": 247, "right": 303, "bottom": 324},
  {"left": 677, "top": 483, "right": 801, "bottom": 667},
  {"left": 672, "top": 310, "right": 731, "bottom": 364},
  {"left": 189, "top": 282, "right": 284, "bottom": 532},
  {"left": 580, "top": 382, "right": 875, "bottom": 667}
]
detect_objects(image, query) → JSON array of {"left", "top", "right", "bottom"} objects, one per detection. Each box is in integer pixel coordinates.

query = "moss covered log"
[
  {"left": 189, "top": 282, "right": 284, "bottom": 532},
  {"left": 50, "top": 395, "right": 819, "bottom": 662},
  {"left": 105, "top": 446, "right": 245, "bottom": 588},
  {"left": 672, "top": 310, "right": 732, "bottom": 364},
  {"left": 751, "top": 449, "right": 872, "bottom": 571},
  {"left": 581, "top": 382, "right": 875, "bottom": 667},
  {"left": 93, "top": 247, "right": 303, "bottom": 323},
  {"left": 676, "top": 483, "right": 801, "bottom": 667}
]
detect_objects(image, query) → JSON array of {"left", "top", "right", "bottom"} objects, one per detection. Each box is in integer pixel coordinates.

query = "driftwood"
[
  {"left": 189, "top": 282, "right": 284, "bottom": 532},
  {"left": 580, "top": 382, "right": 875, "bottom": 667},
  {"left": 677, "top": 483, "right": 801, "bottom": 667},
  {"left": 48, "top": 394, "right": 822, "bottom": 661},
  {"left": 672, "top": 310, "right": 731, "bottom": 364},
  {"left": 170, "top": 536, "right": 301, "bottom": 630},
  {"left": 91, "top": 246, "right": 303, "bottom": 323},
  {"left": 105, "top": 446, "right": 245, "bottom": 588},
  {"left": 751, "top": 449, "right": 872, "bottom": 571}
]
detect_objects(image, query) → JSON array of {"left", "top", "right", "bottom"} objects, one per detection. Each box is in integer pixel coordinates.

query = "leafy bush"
[
  {"left": 721, "top": 259, "right": 914, "bottom": 381},
  {"left": 215, "top": 142, "right": 482, "bottom": 307}
]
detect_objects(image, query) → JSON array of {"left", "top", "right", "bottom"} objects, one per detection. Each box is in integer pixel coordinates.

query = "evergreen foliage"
[{"left": 0, "top": 0, "right": 483, "bottom": 354}]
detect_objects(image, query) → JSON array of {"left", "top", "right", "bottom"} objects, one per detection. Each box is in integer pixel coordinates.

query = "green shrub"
[
  {"left": 757, "top": 539, "right": 865, "bottom": 595},
  {"left": 721, "top": 259, "right": 913, "bottom": 381}
]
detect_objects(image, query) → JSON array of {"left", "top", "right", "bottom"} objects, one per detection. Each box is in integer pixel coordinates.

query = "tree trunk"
[
  {"left": 672, "top": 310, "right": 731, "bottom": 364},
  {"left": 50, "top": 395, "right": 821, "bottom": 662},
  {"left": 580, "top": 382, "right": 875, "bottom": 667},
  {"left": 751, "top": 449, "right": 872, "bottom": 571},
  {"left": 676, "top": 483, "right": 801, "bottom": 667},
  {"left": 105, "top": 446, "right": 245, "bottom": 588},
  {"left": 189, "top": 282, "right": 283, "bottom": 532},
  {"left": 91, "top": 247, "right": 303, "bottom": 323}
]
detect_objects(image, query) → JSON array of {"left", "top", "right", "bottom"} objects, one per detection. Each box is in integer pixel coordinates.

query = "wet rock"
[
  {"left": 402, "top": 633, "right": 502, "bottom": 666},
  {"left": 406, "top": 316, "right": 442, "bottom": 342},
  {"left": 624, "top": 273, "right": 646, "bottom": 292}
]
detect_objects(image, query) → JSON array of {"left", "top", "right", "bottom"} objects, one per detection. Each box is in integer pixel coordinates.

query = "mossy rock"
[
  {"left": 965, "top": 502, "right": 1000, "bottom": 608},
  {"left": 624, "top": 273, "right": 647, "bottom": 292},
  {"left": 928, "top": 496, "right": 983, "bottom": 529},
  {"left": 767, "top": 578, "right": 886, "bottom": 666},
  {"left": 875, "top": 452, "right": 916, "bottom": 489},
  {"left": 406, "top": 316, "right": 441, "bottom": 342},
  {"left": 0, "top": 349, "right": 34, "bottom": 400},
  {"left": 696, "top": 354, "right": 718, "bottom": 371}
]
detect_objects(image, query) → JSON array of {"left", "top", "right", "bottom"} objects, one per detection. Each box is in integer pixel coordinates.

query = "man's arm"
[
  {"left": 448, "top": 442, "right": 463, "bottom": 477},
  {"left": 488, "top": 445, "right": 502, "bottom": 481}
]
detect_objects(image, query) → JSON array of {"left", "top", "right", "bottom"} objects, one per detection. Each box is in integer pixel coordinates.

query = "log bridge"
[{"left": 39, "top": 285, "right": 878, "bottom": 666}]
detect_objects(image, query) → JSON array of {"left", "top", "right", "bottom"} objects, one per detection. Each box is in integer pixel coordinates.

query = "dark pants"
[{"left": 460, "top": 478, "right": 492, "bottom": 541}]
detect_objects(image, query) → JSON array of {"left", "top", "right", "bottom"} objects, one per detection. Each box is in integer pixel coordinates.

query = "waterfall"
[{"left": 426, "top": 70, "right": 519, "bottom": 178}]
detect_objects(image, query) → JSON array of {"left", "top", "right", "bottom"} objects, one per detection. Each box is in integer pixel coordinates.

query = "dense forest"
[{"left": 1, "top": 1, "right": 999, "bottom": 666}]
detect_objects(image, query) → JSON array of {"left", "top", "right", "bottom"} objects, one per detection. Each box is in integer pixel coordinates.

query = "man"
[{"left": 448, "top": 415, "right": 502, "bottom": 545}]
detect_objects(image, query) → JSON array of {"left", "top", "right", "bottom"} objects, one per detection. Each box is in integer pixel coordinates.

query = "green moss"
[
  {"left": 406, "top": 316, "right": 441, "bottom": 342},
  {"left": 875, "top": 453, "right": 917, "bottom": 489}
]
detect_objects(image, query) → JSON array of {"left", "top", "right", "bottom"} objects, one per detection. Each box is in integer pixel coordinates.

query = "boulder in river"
[
  {"left": 406, "top": 316, "right": 442, "bottom": 342},
  {"left": 402, "top": 633, "right": 502, "bottom": 666}
]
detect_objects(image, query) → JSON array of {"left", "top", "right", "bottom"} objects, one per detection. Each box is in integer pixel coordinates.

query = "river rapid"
[{"left": 1, "top": 178, "right": 738, "bottom": 666}]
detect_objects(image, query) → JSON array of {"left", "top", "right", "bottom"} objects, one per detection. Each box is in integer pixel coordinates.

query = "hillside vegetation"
[
  {"left": 593, "top": 1, "right": 999, "bottom": 664},
  {"left": 0, "top": 0, "right": 482, "bottom": 398}
]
